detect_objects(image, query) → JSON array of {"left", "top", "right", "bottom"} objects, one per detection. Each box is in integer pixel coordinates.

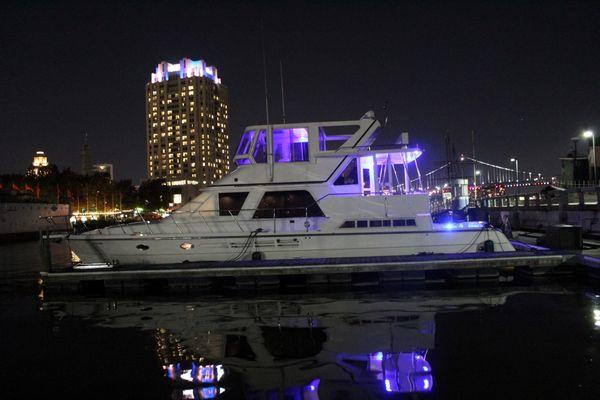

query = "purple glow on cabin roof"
[
  {"left": 151, "top": 58, "right": 221, "bottom": 84},
  {"left": 374, "top": 150, "right": 422, "bottom": 165}
]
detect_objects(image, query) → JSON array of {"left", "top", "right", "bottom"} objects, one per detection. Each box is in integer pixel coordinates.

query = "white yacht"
[{"left": 69, "top": 112, "right": 514, "bottom": 266}]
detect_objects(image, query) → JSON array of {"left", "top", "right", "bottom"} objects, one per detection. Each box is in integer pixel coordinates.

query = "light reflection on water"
[
  {"left": 40, "top": 286, "right": 581, "bottom": 400},
  {"left": 2, "top": 242, "right": 600, "bottom": 398}
]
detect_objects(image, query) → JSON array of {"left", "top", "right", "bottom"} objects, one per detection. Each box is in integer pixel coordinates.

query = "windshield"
[{"left": 235, "top": 130, "right": 255, "bottom": 156}]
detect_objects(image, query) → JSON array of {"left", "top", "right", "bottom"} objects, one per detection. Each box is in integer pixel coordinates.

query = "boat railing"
[
  {"left": 122, "top": 191, "right": 426, "bottom": 235},
  {"left": 166, "top": 191, "right": 411, "bottom": 234},
  {"left": 169, "top": 205, "right": 318, "bottom": 234}
]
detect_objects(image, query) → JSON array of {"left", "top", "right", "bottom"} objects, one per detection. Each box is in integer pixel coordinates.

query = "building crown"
[{"left": 151, "top": 58, "right": 221, "bottom": 84}]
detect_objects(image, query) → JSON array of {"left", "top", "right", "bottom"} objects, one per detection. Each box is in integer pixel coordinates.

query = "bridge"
[{"left": 418, "top": 155, "right": 547, "bottom": 190}]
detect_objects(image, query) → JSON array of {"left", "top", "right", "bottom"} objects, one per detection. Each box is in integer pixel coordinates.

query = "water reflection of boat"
[{"left": 42, "top": 288, "right": 559, "bottom": 399}]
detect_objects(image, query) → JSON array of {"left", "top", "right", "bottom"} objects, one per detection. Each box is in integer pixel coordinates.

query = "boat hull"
[{"left": 68, "top": 229, "right": 515, "bottom": 266}]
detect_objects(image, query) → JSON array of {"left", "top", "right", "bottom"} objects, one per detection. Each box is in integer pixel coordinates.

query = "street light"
[
  {"left": 583, "top": 130, "right": 596, "bottom": 185},
  {"left": 510, "top": 158, "right": 519, "bottom": 182}
]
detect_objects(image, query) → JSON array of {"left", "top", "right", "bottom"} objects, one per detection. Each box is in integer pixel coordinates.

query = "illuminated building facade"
[
  {"left": 146, "top": 58, "right": 230, "bottom": 186},
  {"left": 28, "top": 150, "right": 50, "bottom": 176}
]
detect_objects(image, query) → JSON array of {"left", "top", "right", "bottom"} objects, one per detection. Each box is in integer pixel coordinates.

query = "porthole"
[
  {"left": 136, "top": 244, "right": 149, "bottom": 251},
  {"left": 180, "top": 242, "right": 194, "bottom": 250}
]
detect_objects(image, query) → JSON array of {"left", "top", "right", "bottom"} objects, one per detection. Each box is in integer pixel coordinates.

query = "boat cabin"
[{"left": 217, "top": 113, "right": 425, "bottom": 196}]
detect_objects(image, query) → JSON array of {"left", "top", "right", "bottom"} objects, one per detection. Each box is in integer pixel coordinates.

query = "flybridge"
[{"left": 224, "top": 112, "right": 425, "bottom": 194}]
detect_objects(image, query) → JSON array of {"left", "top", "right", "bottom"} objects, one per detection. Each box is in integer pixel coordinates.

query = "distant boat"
[
  {"left": 69, "top": 111, "right": 514, "bottom": 266},
  {"left": 0, "top": 201, "right": 70, "bottom": 241}
]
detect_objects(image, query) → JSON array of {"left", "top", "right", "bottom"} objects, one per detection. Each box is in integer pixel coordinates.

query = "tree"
[{"left": 137, "top": 179, "right": 172, "bottom": 211}]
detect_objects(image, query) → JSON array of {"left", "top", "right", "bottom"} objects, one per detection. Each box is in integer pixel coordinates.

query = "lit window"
[{"left": 273, "top": 128, "right": 309, "bottom": 162}]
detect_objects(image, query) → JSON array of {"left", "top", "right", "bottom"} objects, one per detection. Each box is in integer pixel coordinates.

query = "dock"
[{"left": 40, "top": 246, "right": 580, "bottom": 294}]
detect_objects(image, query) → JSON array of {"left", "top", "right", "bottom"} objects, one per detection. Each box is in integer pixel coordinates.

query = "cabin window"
[
  {"left": 340, "top": 220, "right": 355, "bottom": 228},
  {"left": 393, "top": 219, "right": 406, "bottom": 227},
  {"left": 273, "top": 128, "right": 309, "bottom": 162},
  {"left": 252, "top": 129, "right": 267, "bottom": 163},
  {"left": 253, "top": 190, "right": 324, "bottom": 218},
  {"left": 382, "top": 220, "right": 391, "bottom": 227},
  {"left": 219, "top": 192, "right": 249, "bottom": 216},
  {"left": 356, "top": 220, "right": 368, "bottom": 228},
  {"left": 235, "top": 158, "right": 251, "bottom": 166},
  {"left": 318, "top": 125, "right": 358, "bottom": 151},
  {"left": 333, "top": 158, "right": 358, "bottom": 185},
  {"left": 235, "top": 130, "right": 255, "bottom": 156},
  {"left": 369, "top": 220, "right": 383, "bottom": 227},
  {"left": 406, "top": 219, "right": 416, "bottom": 226}
]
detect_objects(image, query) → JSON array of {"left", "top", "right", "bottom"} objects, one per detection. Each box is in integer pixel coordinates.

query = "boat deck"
[{"left": 40, "top": 246, "right": 578, "bottom": 294}]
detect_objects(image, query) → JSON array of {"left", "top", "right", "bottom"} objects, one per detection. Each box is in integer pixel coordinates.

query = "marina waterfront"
[{"left": 1, "top": 241, "right": 600, "bottom": 399}]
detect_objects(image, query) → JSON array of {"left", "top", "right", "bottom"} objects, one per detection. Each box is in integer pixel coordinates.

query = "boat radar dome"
[{"left": 361, "top": 110, "right": 375, "bottom": 120}]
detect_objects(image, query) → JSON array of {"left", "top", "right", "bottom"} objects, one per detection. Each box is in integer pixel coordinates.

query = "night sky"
[{"left": 2, "top": 0, "right": 600, "bottom": 183}]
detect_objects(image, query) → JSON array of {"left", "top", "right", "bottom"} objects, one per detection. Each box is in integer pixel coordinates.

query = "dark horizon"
[{"left": 2, "top": 0, "right": 600, "bottom": 183}]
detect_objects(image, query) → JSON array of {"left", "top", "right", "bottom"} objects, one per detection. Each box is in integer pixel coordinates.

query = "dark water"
[{"left": 1, "top": 242, "right": 599, "bottom": 399}]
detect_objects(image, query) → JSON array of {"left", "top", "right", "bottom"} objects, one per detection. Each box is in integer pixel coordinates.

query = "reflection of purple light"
[
  {"left": 304, "top": 378, "right": 320, "bottom": 392},
  {"left": 413, "top": 374, "right": 434, "bottom": 392},
  {"left": 197, "top": 364, "right": 215, "bottom": 383},
  {"left": 385, "top": 379, "right": 392, "bottom": 392},
  {"left": 373, "top": 351, "right": 433, "bottom": 394},
  {"left": 200, "top": 386, "right": 218, "bottom": 399}
]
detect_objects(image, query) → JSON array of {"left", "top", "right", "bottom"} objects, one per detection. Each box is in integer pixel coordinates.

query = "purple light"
[
  {"left": 235, "top": 158, "right": 251, "bottom": 166},
  {"left": 273, "top": 128, "right": 309, "bottom": 162},
  {"left": 151, "top": 58, "right": 221, "bottom": 84},
  {"left": 253, "top": 130, "right": 267, "bottom": 163},
  {"left": 374, "top": 150, "right": 422, "bottom": 165},
  {"left": 374, "top": 352, "right": 384, "bottom": 361},
  {"left": 236, "top": 130, "right": 255, "bottom": 156}
]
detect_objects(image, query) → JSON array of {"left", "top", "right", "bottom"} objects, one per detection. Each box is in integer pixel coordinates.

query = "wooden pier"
[{"left": 39, "top": 248, "right": 578, "bottom": 294}]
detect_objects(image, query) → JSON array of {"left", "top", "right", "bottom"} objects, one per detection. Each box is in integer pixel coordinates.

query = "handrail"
[
  {"left": 137, "top": 211, "right": 154, "bottom": 234},
  {"left": 228, "top": 210, "right": 244, "bottom": 232}
]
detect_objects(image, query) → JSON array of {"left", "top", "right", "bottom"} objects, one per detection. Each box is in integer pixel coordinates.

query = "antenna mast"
[
  {"left": 279, "top": 60, "right": 286, "bottom": 124},
  {"left": 261, "top": 20, "right": 270, "bottom": 125}
]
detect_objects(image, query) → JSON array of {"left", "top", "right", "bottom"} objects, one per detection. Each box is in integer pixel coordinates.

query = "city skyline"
[{"left": 2, "top": 1, "right": 600, "bottom": 183}]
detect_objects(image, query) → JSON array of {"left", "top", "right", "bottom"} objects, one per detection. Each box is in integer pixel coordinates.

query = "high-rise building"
[{"left": 146, "top": 58, "right": 230, "bottom": 186}]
